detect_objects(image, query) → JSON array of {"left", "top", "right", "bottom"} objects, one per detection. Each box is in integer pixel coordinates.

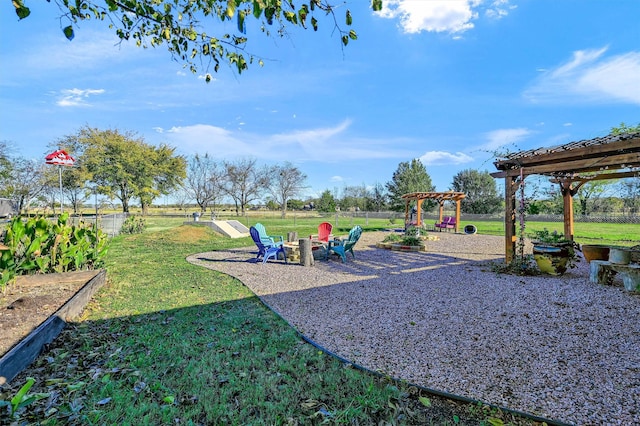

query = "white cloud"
[
  {"left": 375, "top": 0, "right": 513, "bottom": 34},
  {"left": 481, "top": 128, "right": 533, "bottom": 151},
  {"left": 419, "top": 151, "right": 474, "bottom": 165},
  {"left": 330, "top": 176, "right": 344, "bottom": 182},
  {"left": 56, "top": 88, "right": 105, "bottom": 107},
  {"left": 485, "top": 0, "right": 516, "bottom": 19},
  {"left": 160, "top": 120, "right": 414, "bottom": 162},
  {"left": 524, "top": 47, "right": 640, "bottom": 105}
]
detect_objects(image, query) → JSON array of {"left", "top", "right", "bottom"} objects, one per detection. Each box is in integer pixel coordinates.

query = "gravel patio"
[{"left": 187, "top": 231, "right": 640, "bottom": 426}]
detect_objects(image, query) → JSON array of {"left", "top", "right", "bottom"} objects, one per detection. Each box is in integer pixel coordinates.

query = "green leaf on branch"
[
  {"left": 252, "top": 0, "right": 262, "bottom": 19},
  {"left": 349, "top": 29, "right": 357, "bottom": 40},
  {"left": 341, "top": 35, "right": 348, "bottom": 46},
  {"left": 372, "top": 0, "right": 383, "bottom": 12},
  {"left": 225, "top": 1, "right": 235, "bottom": 19},
  {"left": 63, "top": 25, "right": 75, "bottom": 41},
  {"left": 346, "top": 10, "right": 352, "bottom": 26},
  {"left": 237, "top": 10, "right": 245, "bottom": 33},
  {"left": 12, "top": 0, "right": 31, "bottom": 19}
]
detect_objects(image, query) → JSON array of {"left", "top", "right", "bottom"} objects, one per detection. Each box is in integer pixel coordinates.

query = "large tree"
[
  {"left": 222, "top": 158, "right": 266, "bottom": 216},
  {"left": 316, "top": 189, "right": 336, "bottom": 213},
  {"left": 12, "top": 0, "right": 383, "bottom": 77},
  {"left": 264, "top": 162, "right": 307, "bottom": 218},
  {"left": 620, "top": 178, "right": 640, "bottom": 215},
  {"left": 74, "top": 127, "right": 185, "bottom": 213},
  {"left": 451, "top": 169, "right": 502, "bottom": 214},
  {"left": 386, "top": 159, "right": 435, "bottom": 212},
  {"left": 0, "top": 157, "right": 48, "bottom": 214},
  {"left": 611, "top": 122, "right": 640, "bottom": 134},
  {"left": 0, "top": 142, "right": 11, "bottom": 181},
  {"left": 365, "top": 182, "right": 387, "bottom": 212},
  {"left": 185, "top": 153, "right": 224, "bottom": 213}
]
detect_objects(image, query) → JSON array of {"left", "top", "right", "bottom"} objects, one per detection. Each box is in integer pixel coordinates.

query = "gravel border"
[{"left": 187, "top": 231, "right": 640, "bottom": 425}]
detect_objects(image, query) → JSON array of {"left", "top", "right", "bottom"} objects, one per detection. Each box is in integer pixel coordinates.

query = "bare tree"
[
  {"left": 222, "top": 158, "right": 266, "bottom": 216},
  {"left": 1, "top": 157, "right": 48, "bottom": 214},
  {"left": 265, "top": 162, "right": 307, "bottom": 218},
  {"left": 185, "top": 153, "right": 223, "bottom": 212}
]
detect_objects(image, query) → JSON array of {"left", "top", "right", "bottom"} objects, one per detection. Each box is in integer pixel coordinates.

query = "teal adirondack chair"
[
  {"left": 254, "top": 223, "right": 284, "bottom": 247},
  {"left": 250, "top": 226, "right": 287, "bottom": 264},
  {"left": 327, "top": 225, "right": 362, "bottom": 263}
]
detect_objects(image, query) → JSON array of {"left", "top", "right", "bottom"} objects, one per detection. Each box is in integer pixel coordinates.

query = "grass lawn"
[{"left": 4, "top": 215, "right": 635, "bottom": 424}]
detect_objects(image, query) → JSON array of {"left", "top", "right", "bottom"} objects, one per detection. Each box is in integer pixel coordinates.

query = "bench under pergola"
[
  {"left": 401, "top": 191, "right": 466, "bottom": 233},
  {"left": 491, "top": 131, "right": 640, "bottom": 263}
]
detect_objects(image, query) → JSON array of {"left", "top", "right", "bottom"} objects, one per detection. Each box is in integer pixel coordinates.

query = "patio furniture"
[
  {"left": 250, "top": 226, "right": 287, "bottom": 264},
  {"left": 435, "top": 216, "right": 456, "bottom": 232},
  {"left": 254, "top": 222, "right": 284, "bottom": 247},
  {"left": 311, "top": 221, "right": 333, "bottom": 245},
  {"left": 327, "top": 225, "right": 362, "bottom": 263}
]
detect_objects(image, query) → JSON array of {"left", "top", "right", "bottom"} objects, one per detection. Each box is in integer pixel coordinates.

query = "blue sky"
[{"left": 1, "top": 0, "right": 639, "bottom": 200}]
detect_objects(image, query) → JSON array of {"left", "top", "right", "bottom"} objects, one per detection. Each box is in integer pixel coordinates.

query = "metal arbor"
[
  {"left": 491, "top": 132, "right": 640, "bottom": 263},
  {"left": 401, "top": 191, "right": 466, "bottom": 233}
]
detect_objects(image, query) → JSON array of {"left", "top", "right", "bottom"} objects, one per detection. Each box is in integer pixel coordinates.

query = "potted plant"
[{"left": 530, "top": 229, "right": 579, "bottom": 276}]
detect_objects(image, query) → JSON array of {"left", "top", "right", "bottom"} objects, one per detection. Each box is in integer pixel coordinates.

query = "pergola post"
[
  {"left": 560, "top": 180, "right": 575, "bottom": 241},
  {"left": 404, "top": 199, "right": 410, "bottom": 225},
  {"left": 454, "top": 199, "right": 461, "bottom": 233},
  {"left": 504, "top": 175, "right": 518, "bottom": 264}
]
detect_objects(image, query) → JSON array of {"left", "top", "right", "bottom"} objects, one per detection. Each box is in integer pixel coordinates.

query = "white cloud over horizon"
[
  {"left": 524, "top": 47, "right": 640, "bottom": 105},
  {"left": 56, "top": 88, "right": 105, "bottom": 107},
  {"left": 156, "top": 120, "right": 415, "bottom": 162},
  {"left": 375, "top": 0, "right": 513, "bottom": 34},
  {"left": 481, "top": 128, "right": 533, "bottom": 152},
  {"left": 419, "top": 150, "right": 474, "bottom": 165}
]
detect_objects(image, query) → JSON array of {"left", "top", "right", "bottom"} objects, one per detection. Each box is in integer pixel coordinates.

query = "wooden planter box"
[{"left": 0, "top": 269, "right": 106, "bottom": 385}]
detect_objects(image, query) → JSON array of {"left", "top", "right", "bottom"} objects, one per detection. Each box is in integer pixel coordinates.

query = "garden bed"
[{"left": 0, "top": 270, "right": 106, "bottom": 385}]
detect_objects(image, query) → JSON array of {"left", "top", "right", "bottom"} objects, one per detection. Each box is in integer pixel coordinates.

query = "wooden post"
[
  {"left": 404, "top": 199, "right": 410, "bottom": 226},
  {"left": 299, "top": 238, "right": 314, "bottom": 267},
  {"left": 287, "top": 232, "right": 298, "bottom": 242},
  {"left": 504, "top": 175, "right": 518, "bottom": 264},
  {"left": 559, "top": 180, "right": 575, "bottom": 241},
  {"left": 416, "top": 199, "right": 423, "bottom": 226},
  {"left": 454, "top": 199, "right": 461, "bottom": 233}
]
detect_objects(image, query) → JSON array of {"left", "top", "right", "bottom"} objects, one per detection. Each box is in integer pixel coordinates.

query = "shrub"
[
  {"left": 0, "top": 214, "right": 109, "bottom": 291},
  {"left": 120, "top": 215, "right": 146, "bottom": 234}
]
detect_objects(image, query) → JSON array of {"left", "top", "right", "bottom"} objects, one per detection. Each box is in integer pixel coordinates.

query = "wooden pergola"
[
  {"left": 491, "top": 131, "right": 640, "bottom": 263},
  {"left": 401, "top": 192, "right": 466, "bottom": 233}
]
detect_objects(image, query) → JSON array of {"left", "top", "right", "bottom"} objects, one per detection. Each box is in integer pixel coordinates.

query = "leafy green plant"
[
  {"left": 530, "top": 228, "right": 580, "bottom": 272},
  {"left": 0, "top": 378, "right": 49, "bottom": 419},
  {"left": 382, "top": 234, "right": 402, "bottom": 243},
  {"left": 530, "top": 228, "right": 571, "bottom": 244},
  {"left": 0, "top": 214, "right": 109, "bottom": 291},
  {"left": 120, "top": 215, "right": 146, "bottom": 234},
  {"left": 381, "top": 231, "right": 422, "bottom": 246}
]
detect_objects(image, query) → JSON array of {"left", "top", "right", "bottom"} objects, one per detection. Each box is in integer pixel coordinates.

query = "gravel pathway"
[{"left": 187, "top": 231, "right": 640, "bottom": 426}]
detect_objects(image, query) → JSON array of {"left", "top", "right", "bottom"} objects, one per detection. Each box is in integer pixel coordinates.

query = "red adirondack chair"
[{"left": 317, "top": 222, "right": 333, "bottom": 243}]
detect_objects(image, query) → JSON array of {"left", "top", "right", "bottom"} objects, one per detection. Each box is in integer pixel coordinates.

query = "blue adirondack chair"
[
  {"left": 250, "top": 226, "right": 287, "bottom": 264},
  {"left": 327, "top": 225, "right": 362, "bottom": 263},
  {"left": 254, "top": 223, "right": 284, "bottom": 247}
]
